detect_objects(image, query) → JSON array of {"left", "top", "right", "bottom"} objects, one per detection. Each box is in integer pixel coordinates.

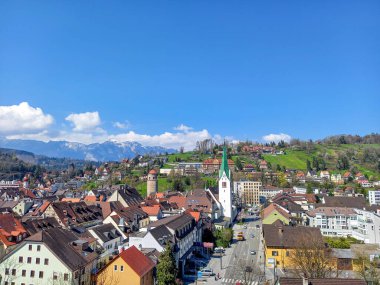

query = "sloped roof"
[
  {"left": 320, "top": 196, "right": 366, "bottom": 208},
  {"left": 219, "top": 146, "right": 230, "bottom": 179},
  {"left": 22, "top": 217, "right": 60, "bottom": 235},
  {"left": 26, "top": 228, "right": 96, "bottom": 271},
  {"left": 141, "top": 205, "right": 161, "bottom": 216},
  {"left": 263, "top": 203, "right": 291, "bottom": 220},
  {"left": 119, "top": 246, "right": 155, "bottom": 277},
  {"left": 90, "top": 223, "right": 121, "bottom": 243},
  {"left": 0, "top": 213, "right": 27, "bottom": 246},
  {"left": 263, "top": 224, "right": 323, "bottom": 248}
]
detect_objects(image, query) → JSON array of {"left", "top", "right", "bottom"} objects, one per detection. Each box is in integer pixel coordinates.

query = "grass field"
[
  {"left": 263, "top": 150, "right": 309, "bottom": 170},
  {"left": 262, "top": 144, "right": 380, "bottom": 179}
]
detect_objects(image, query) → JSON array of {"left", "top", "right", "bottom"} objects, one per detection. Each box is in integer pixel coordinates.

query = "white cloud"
[
  {"left": 113, "top": 121, "right": 131, "bottom": 129},
  {"left": 262, "top": 133, "right": 292, "bottom": 143},
  {"left": 0, "top": 102, "right": 54, "bottom": 133},
  {"left": 65, "top": 112, "right": 101, "bottom": 132},
  {"left": 174, "top": 124, "right": 193, "bottom": 132}
]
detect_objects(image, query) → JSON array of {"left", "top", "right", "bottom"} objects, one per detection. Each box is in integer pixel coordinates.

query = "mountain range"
[{"left": 0, "top": 138, "right": 177, "bottom": 162}]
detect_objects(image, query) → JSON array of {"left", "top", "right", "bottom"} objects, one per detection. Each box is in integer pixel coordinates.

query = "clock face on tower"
[{"left": 222, "top": 182, "right": 226, "bottom": 188}]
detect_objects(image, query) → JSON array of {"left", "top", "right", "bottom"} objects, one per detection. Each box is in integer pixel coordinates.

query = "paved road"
[
  {"left": 222, "top": 217, "right": 263, "bottom": 284},
  {"left": 186, "top": 215, "right": 267, "bottom": 285}
]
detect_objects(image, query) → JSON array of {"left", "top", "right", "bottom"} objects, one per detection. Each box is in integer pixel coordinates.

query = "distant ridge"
[{"left": 0, "top": 138, "right": 177, "bottom": 162}]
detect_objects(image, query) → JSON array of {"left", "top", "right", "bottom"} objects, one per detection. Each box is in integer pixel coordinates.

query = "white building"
[
  {"left": 352, "top": 209, "right": 380, "bottom": 245},
  {"left": 368, "top": 190, "right": 380, "bottom": 205},
  {"left": 306, "top": 207, "right": 357, "bottom": 237},
  {"left": 259, "top": 187, "right": 283, "bottom": 200},
  {"left": 218, "top": 147, "right": 235, "bottom": 220},
  {"left": 0, "top": 228, "right": 97, "bottom": 285},
  {"left": 293, "top": 186, "right": 307, "bottom": 194}
]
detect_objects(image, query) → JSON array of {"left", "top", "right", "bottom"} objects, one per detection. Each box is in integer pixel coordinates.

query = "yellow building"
[
  {"left": 262, "top": 224, "right": 323, "bottom": 269},
  {"left": 96, "top": 245, "right": 155, "bottom": 285}
]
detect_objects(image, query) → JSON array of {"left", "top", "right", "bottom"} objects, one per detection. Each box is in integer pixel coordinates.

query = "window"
[
  {"left": 5, "top": 268, "right": 9, "bottom": 275},
  {"left": 286, "top": 251, "right": 290, "bottom": 257},
  {"left": 29, "top": 245, "right": 32, "bottom": 251},
  {"left": 27, "top": 257, "right": 32, "bottom": 264},
  {"left": 64, "top": 273, "right": 69, "bottom": 281},
  {"left": 37, "top": 245, "right": 41, "bottom": 251},
  {"left": 22, "top": 270, "right": 26, "bottom": 277},
  {"left": 19, "top": 256, "right": 23, "bottom": 263},
  {"left": 36, "top": 258, "right": 40, "bottom": 264},
  {"left": 74, "top": 271, "right": 79, "bottom": 279},
  {"left": 11, "top": 269, "right": 16, "bottom": 276},
  {"left": 222, "top": 182, "right": 226, "bottom": 188},
  {"left": 272, "top": 251, "right": 278, "bottom": 256},
  {"left": 44, "top": 258, "right": 49, "bottom": 265},
  {"left": 120, "top": 265, "right": 124, "bottom": 272},
  {"left": 53, "top": 272, "right": 58, "bottom": 280},
  {"left": 4, "top": 282, "right": 7, "bottom": 285},
  {"left": 39, "top": 271, "right": 43, "bottom": 278},
  {"left": 30, "top": 270, "right": 35, "bottom": 277},
  {"left": 114, "top": 265, "right": 118, "bottom": 271}
]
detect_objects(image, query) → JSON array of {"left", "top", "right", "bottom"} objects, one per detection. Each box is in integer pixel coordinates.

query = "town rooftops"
[
  {"left": 263, "top": 203, "right": 291, "bottom": 220},
  {"left": 22, "top": 217, "right": 60, "bottom": 235}
]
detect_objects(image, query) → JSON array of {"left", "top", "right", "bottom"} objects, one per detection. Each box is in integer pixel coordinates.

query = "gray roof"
[
  {"left": 26, "top": 228, "right": 97, "bottom": 271},
  {"left": 90, "top": 223, "right": 121, "bottom": 243}
]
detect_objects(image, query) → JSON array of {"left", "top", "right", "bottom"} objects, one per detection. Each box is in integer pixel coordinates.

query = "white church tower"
[{"left": 218, "top": 146, "right": 232, "bottom": 219}]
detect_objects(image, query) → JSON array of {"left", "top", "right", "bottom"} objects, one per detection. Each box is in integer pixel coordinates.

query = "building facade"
[{"left": 234, "top": 181, "right": 262, "bottom": 206}]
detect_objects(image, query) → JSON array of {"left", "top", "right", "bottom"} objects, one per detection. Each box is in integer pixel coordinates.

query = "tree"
[
  {"left": 215, "top": 228, "right": 233, "bottom": 248},
  {"left": 312, "top": 157, "right": 320, "bottom": 171},
  {"left": 306, "top": 183, "right": 313, "bottom": 194},
  {"left": 306, "top": 160, "right": 312, "bottom": 172},
  {"left": 235, "top": 157, "right": 243, "bottom": 171},
  {"left": 288, "top": 235, "right": 336, "bottom": 279},
  {"left": 157, "top": 244, "right": 177, "bottom": 285},
  {"left": 354, "top": 252, "right": 380, "bottom": 285}
]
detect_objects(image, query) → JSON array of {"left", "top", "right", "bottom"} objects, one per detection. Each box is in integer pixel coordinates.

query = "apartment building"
[
  {"left": 368, "top": 190, "right": 380, "bottom": 205},
  {"left": 234, "top": 180, "right": 262, "bottom": 206},
  {"left": 306, "top": 207, "right": 357, "bottom": 237}
]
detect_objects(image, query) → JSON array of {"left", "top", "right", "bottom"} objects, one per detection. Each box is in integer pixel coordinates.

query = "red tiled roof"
[
  {"left": 120, "top": 246, "right": 155, "bottom": 277},
  {"left": 141, "top": 205, "right": 161, "bottom": 216},
  {"left": 168, "top": 196, "right": 187, "bottom": 209},
  {"left": 148, "top": 169, "right": 157, "bottom": 175},
  {"left": 84, "top": 195, "right": 97, "bottom": 202},
  {"left": 188, "top": 211, "right": 201, "bottom": 222},
  {"left": 61, "top": 198, "right": 81, "bottom": 203},
  {"left": 0, "top": 213, "right": 27, "bottom": 246}
]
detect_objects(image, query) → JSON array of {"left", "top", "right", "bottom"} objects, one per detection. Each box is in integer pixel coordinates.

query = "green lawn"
[{"left": 263, "top": 150, "right": 309, "bottom": 170}]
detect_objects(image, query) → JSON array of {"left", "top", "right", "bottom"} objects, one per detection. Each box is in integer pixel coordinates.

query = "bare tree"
[
  {"left": 0, "top": 256, "right": 22, "bottom": 284},
  {"left": 288, "top": 235, "right": 336, "bottom": 279},
  {"left": 236, "top": 258, "right": 262, "bottom": 285},
  {"left": 96, "top": 267, "right": 120, "bottom": 285},
  {"left": 353, "top": 252, "right": 380, "bottom": 285}
]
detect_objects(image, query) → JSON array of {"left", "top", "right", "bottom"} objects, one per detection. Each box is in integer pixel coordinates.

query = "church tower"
[{"left": 218, "top": 146, "right": 232, "bottom": 218}]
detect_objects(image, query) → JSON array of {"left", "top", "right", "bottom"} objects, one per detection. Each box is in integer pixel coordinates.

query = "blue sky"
[{"left": 0, "top": 1, "right": 379, "bottom": 150}]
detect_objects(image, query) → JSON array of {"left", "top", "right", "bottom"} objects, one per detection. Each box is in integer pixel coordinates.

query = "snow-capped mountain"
[{"left": 0, "top": 138, "right": 177, "bottom": 161}]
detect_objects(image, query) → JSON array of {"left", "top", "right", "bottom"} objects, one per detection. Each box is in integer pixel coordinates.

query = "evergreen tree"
[
  {"left": 157, "top": 244, "right": 177, "bottom": 285},
  {"left": 235, "top": 157, "right": 243, "bottom": 171},
  {"left": 306, "top": 160, "right": 312, "bottom": 172}
]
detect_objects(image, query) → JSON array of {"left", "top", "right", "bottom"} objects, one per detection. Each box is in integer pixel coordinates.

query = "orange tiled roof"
[
  {"left": 61, "top": 198, "right": 81, "bottom": 203},
  {"left": 119, "top": 246, "right": 155, "bottom": 277},
  {"left": 141, "top": 205, "right": 161, "bottom": 216},
  {"left": 188, "top": 211, "right": 201, "bottom": 222}
]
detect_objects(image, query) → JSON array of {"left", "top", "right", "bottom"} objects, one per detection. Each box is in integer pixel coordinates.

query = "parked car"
[
  {"left": 250, "top": 250, "right": 256, "bottom": 255},
  {"left": 250, "top": 234, "right": 254, "bottom": 238},
  {"left": 214, "top": 247, "right": 225, "bottom": 253},
  {"left": 256, "top": 225, "right": 260, "bottom": 229},
  {"left": 199, "top": 268, "right": 214, "bottom": 277},
  {"left": 243, "top": 225, "right": 247, "bottom": 229}
]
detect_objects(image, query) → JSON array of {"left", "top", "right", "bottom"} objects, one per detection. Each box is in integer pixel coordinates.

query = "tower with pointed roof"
[{"left": 218, "top": 146, "right": 232, "bottom": 219}]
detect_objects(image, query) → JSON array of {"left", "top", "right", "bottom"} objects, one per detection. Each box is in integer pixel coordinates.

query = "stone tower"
[
  {"left": 147, "top": 169, "right": 158, "bottom": 197},
  {"left": 218, "top": 146, "right": 232, "bottom": 218}
]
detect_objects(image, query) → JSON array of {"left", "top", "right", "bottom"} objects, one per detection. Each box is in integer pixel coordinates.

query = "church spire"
[{"left": 219, "top": 146, "right": 230, "bottom": 179}]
